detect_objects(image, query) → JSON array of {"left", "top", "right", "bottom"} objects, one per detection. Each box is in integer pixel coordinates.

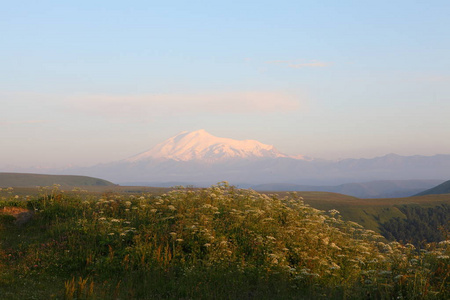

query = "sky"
[{"left": 1, "top": 0, "right": 450, "bottom": 168}]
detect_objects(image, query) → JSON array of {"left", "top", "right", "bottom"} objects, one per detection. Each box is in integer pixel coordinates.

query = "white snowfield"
[{"left": 127, "top": 129, "right": 304, "bottom": 162}]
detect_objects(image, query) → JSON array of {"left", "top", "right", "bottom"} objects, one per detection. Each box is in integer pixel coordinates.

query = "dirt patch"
[{"left": 0, "top": 207, "right": 34, "bottom": 225}]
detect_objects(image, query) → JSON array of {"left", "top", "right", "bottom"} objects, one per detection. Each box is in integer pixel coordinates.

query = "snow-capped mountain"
[
  {"left": 127, "top": 129, "right": 302, "bottom": 162},
  {"left": 54, "top": 130, "right": 450, "bottom": 188}
]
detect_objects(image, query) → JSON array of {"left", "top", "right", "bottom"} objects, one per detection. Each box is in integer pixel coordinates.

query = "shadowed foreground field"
[{"left": 0, "top": 184, "right": 449, "bottom": 299}]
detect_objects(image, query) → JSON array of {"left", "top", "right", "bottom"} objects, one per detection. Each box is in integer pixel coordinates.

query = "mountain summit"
[
  {"left": 60, "top": 130, "right": 450, "bottom": 186},
  {"left": 127, "top": 129, "right": 299, "bottom": 162}
]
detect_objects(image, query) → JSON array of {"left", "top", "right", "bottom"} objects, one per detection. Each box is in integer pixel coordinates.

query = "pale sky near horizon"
[{"left": 1, "top": 1, "right": 450, "bottom": 168}]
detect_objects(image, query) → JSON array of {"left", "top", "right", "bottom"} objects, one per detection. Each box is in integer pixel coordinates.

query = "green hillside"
[
  {"left": 0, "top": 172, "right": 116, "bottom": 188},
  {"left": 266, "top": 191, "right": 450, "bottom": 245},
  {"left": 415, "top": 180, "right": 450, "bottom": 196}
]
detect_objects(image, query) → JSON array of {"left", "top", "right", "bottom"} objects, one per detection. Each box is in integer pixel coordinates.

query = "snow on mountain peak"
[{"left": 127, "top": 129, "right": 301, "bottom": 162}]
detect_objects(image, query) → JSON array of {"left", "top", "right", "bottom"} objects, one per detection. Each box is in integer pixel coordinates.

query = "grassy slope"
[
  {"left": 0, "top": 172, "right": 116, "bottom": 188},
  {"left": 7, "top": 182, "right": 447, "bottom": 234},
  {"left": 266, "top": 191, "right": 450, "bottom": 233}
]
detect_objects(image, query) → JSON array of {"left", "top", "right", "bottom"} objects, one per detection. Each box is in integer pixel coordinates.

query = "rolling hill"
[
  {"left": 0, "top": 172, "right": 116, "bottom": 188},
  {"left": 298, "top": 191, "right": 449, "bottom": 232},
  {"left": 414, "top": 179, "right": 450, "bottom": 196}
]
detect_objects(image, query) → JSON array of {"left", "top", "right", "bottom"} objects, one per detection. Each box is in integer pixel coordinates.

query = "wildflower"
[
  {"left": 150, "top": 209, "right": 157, "bottom": 213},
  {"left": 394, "top": 275, "right": 404, "bottom": 281},
  {"left": 111, "top": 219, "right": 120, "bottom": 223},
  {"left": 176, "top": 239, "right": 184, "bottom": 242},
  {"left": 262, "top": 218, "right": 275, "bottom": 222},
  {"left": 379, "top": 270, "right": 392, "bottom": 276},
  {"left": 330, "top": 243, "right": 342, "bottom": 250},
  {"left": 125, "top": 201, "right": 132, "bottom": 206},
  {"left": 204, "top": 243, "right": 211, "bottom": 247},
  {"left": 330, "top": 262, "right": 341, "bottom": 270},
  {"left": 168, "top": 205, "right": 176, "bottom": 211},
  {"left": 169, "top": 232, "right": 177, "bottom": 237},
  {"left": 108, "top": 233, "right": 115, "bottom": 236}
]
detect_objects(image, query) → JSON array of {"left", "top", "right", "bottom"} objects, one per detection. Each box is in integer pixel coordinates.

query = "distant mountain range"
[
  {"left": 252, "top": 180, "right": 445, "bottom": 198},
  {"left": 12, "top": 130, "right": 450, "bottom": 192}
]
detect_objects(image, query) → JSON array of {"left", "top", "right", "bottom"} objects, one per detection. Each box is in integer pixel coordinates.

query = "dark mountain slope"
[{"left": 415, "top": 180, "right": 450, "bottom": 196}]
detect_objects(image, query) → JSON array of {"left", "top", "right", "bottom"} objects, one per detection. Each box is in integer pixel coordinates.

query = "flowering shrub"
[{"left": 0, "top": 183, "right": 448, "bottom": 299}]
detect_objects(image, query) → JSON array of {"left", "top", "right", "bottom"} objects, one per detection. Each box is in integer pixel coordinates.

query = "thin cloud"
[
  {"left": 415, "top": 75, "right": 450, "bottom": 82},
  {"left": 266, "top": 60, "right": 330, "bottom": 68},
  {"left": 0, "top": 120, "right": 48, "bottom": 125},
  {"left": 65, "top": 91, "right": 302, "bottom": 118},
  {"left": 266, "top": 60, "right": 291, "bottom": 64},
  {"left": 288, "top": 61, "right": 329, "bottom": 68}
]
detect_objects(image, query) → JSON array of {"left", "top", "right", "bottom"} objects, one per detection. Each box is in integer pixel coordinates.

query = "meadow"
[{"left": 0, "top": 183, "right": 449, "bottom": 299}]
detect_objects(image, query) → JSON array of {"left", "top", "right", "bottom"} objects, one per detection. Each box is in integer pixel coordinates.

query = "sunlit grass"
[{"left": 0, "top": 183, "right": 448, "bottom": 299}]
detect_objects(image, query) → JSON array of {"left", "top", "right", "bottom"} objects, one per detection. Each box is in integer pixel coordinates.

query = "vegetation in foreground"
[{"left": 0, "top": 184, "right": 449, "bottom": 299}]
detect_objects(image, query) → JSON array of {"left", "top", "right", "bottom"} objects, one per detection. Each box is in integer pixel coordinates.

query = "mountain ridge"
[
  {"left": 126, "top": 129, "right": 305, "bottom": 162},
  {"left": 11, "top": 131, "right": 450, "bottom": 188},
  {"left": 251, "top": 179, "right": 445, "bottom": 198}
]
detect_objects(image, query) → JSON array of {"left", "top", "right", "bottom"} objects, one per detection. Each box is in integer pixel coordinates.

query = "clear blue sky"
[{"left": 1, "top": 1, "right": 449, "bottom": 167}]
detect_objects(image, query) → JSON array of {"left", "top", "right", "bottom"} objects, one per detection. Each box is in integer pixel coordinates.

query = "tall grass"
[{"left": 0, "top": 183, "right": 448, "bottom": 299}]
